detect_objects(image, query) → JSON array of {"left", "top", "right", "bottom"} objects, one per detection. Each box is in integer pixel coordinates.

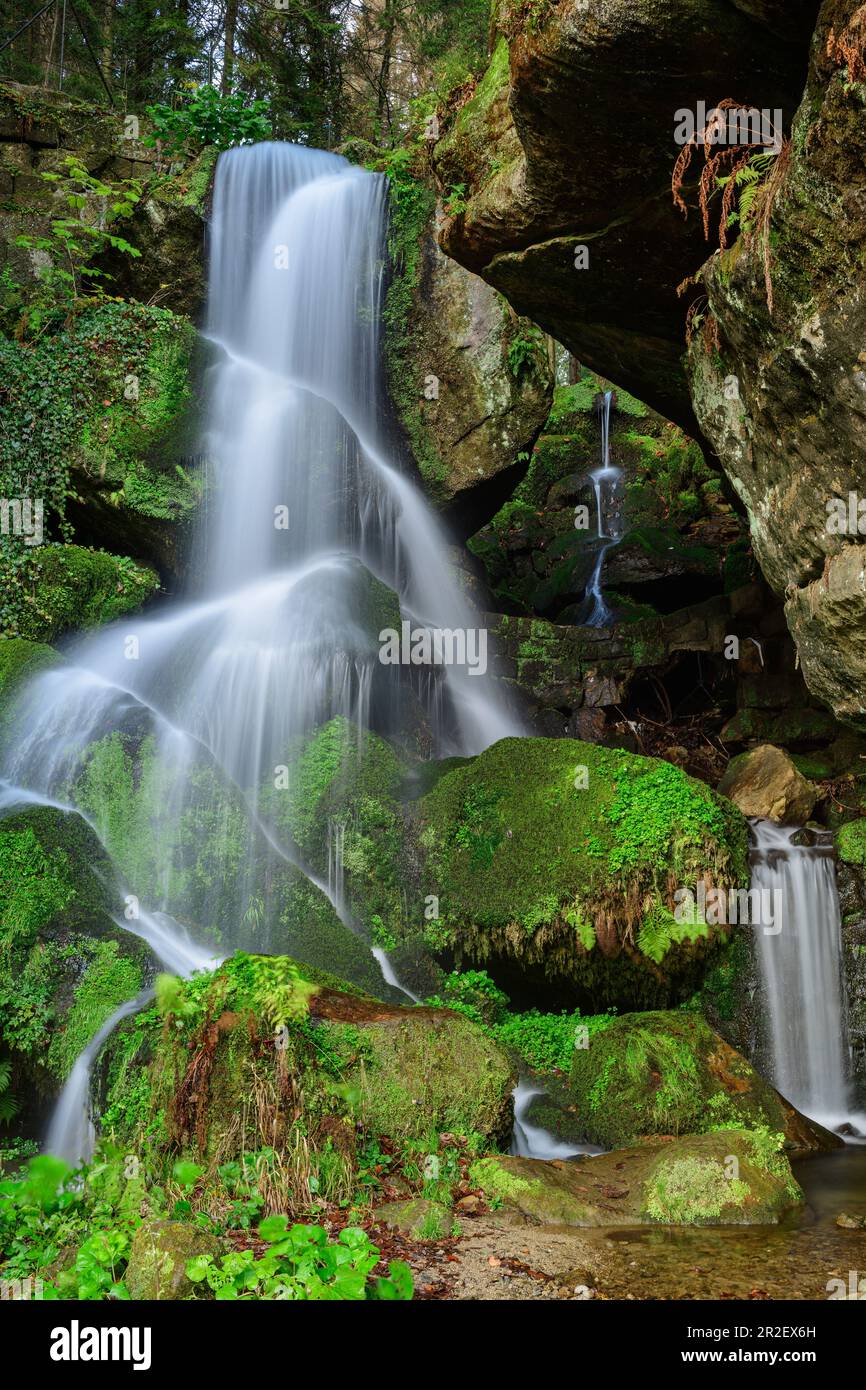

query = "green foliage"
[
  {"left": 717, "top": 150, "right": 779, "bottom": 237},
  {"left": 144, "top": 86, "right": 272, "bottom": 156},
  {"left": 491, "top": 1007, "right": 615, "bottom": 1074},
  {"left": 0, "top": 824, "right": 74, "bottom": 948},
  {"left": 837, "top": 819, "right": 866, "bottom": 866},
  {"left": 506, "top": 326, "right": 547, "bottom": 381},
  {"left": 186, "top": 1219, "right": 412, "bottom": 1301},
  {"left": 0, "top": 1055, "right": 17, "bottom": 1126},
  {"left": 13, "top": 157, "right": 142, "bottom": 335}
]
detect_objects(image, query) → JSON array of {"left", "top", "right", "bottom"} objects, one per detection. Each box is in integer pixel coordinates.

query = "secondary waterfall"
[
  {"left": 585, "top": 390, "right": 623, "bottom": 627},
  {"left": 1, "top": 141, "right": 520, "bottom": 1162},
  {"left": 751, "top": 820, "right": 856, "bottom": 1131}
]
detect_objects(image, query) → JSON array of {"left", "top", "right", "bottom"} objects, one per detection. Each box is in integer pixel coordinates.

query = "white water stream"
[{"left": 751, "top": 819, "right": 864, "bottom": 1135}]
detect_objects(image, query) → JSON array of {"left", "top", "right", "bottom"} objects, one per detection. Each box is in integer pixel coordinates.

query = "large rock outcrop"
[
  {"left": 689, "top": 0, "right": 866, "bottom": 729},
  {"left": 432, "top": 1, "right": 820, "bottom": 429},
  {"left": 383, "top": 174, "right": 553, "bottom": 526}
]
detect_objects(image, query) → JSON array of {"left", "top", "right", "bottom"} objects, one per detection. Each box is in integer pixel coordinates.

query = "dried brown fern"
[
  {"left": 672, "top": 100, "right": 789, "bottom": 319},
  {"left": 827, "top": 5, "right": 866, "bottom": 82}
]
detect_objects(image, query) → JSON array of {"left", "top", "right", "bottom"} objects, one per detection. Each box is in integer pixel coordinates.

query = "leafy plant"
[
  {"left": 186, "top": 1217, "right": 413, "bottom": 1301},
  {"left": 144, "top": 86, "right": 272, "bottom": 156},
  {"left": 14, "top": 158, "right": 142, "bottom": 334}
]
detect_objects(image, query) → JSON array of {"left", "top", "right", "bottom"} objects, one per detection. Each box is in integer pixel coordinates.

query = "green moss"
[
  {"left": 415, "top": 738, "right": 747, "bottom": 995},
  {"left": 568, "top": 1010, "right": 793, "bottom": 1150},
  {"left": 0, "top": 823, "right": 76, "bottom": 948},
  {"left": 469, "top": 1154, "right": 532, "bottom": 1201},
  {"left": 47, "top": 939, "right": 143, "bottom": 1081},
  {"left": 1, "top": 545, "right": 158, "bottom": 642},
  {"left": 838, "top": 819, "right": 866, "bottom": 866},
  {"left": 644, "top": 1154, "right": 748, "bottom": 1222},
  {"left": 106, "top": 953, "right": 514, "bottom": 1169}
]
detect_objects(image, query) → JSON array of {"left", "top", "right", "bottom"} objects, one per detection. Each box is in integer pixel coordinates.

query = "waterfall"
[
  {"left": 510, "top": 1077, "right": 603, "bottom": 1160},
  {"left": 585, "top": 390, "right": 623, "bottom": 628},
  {"left": 3, "top": 141, "right": 522, "bottom": 1158},
  {"left": 751, "top": 820, "right": 858, "bottom": 1131}
]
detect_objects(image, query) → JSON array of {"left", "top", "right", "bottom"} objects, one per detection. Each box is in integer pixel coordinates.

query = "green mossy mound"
[
  {"left": 70, "top": 728, "right": 395, "bottom": 1000},
  {"left": 100, "top": 953, "right": 515, "bottom": 1176},
  {"left": 0, "top": 805, "right": 151, "bottom": 1089},
  {"left": 411, "top": 737, "right": 748, "bottom": 1010},
  {"left": 471, "top": 1128, "right": 802, "bottom": 1227},
  {"left": 124, "top": 1219, "right": 221, "bottom": 1301},
  {"left": 1, "top": 545, "right": 159, "bottom": 643},
  {"left": 566, "top": 1010, "right": 837, "bottom": 1154}
]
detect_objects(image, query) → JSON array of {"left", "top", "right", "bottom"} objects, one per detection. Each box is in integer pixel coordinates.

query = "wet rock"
[
  {"left": 687, "top": 2, "right": 866, "bottom": 727},
  {"left": 718, "top": 744, "right": 817, "bottom": 824},
  {"left": 564, "top": 1010, "right": 839, "bottom": 1154},
  {"left": 835, "top": 1212, "right": 866, "bottom": 1229},
  {"left": 471, "top": 1128, "right": 803, "bottom": 1227},
  {"left": 125, "top": 1219, "right": 221, "bottom": 1300},
  {"left": 433, "top": 3, "right": 816, "bottom": 427}
]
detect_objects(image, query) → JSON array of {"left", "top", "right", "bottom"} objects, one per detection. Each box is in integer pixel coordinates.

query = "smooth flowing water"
[
  {"left": 1, "top": 142, "right": 521, "bottom": 1161},
  {"left": 510, "top": 1077, "right": 602, "bottom": 1160},
  {"left": 585, "top": 390, "right": 623, "bottom": 627},
  {"left": 751, "top": 819, "right": 861, "bottom": 1132}
]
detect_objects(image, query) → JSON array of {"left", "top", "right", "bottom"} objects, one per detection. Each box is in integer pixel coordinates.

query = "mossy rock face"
[
  {"left": 102, "top": 954, "right": 515, "bottom": 1173},
  {"left": 0, "top": 637, "right": 61, "bottom": 739},
  {"left": 373, "top": 1198, "right": 451, "bottom": 1241},
  {"left": 0, "top": 805, "right": 152, "bottom": 1091},
  {"left": 469, "top": 376, "right": 742, "bottom": 622},
  {"left": 410, "top": 736, "right": 749, "bottom": 1011},
  {"left": 0, "top": 303, "right": 205, "bottom": 586},
  {"left": 67, "top": 727, "right": 395, "bottom": 1001},
  {"left": 262, "top": 716, "right": 408, "bottom": 955},
  {"left": 838, "top": 820, "right": 866, "bottom": 868},
  {"left": 124, "top": 1219, "right": 221, "bottom": 1300},
  {"left": 471, "top": 1128, "right": 803, "bottom": 1227},
  {"left": 0, "top": 545, "right": 159, "bottom": 643},
  {"left": 565, "top": 1010, "right": 838, "bottom": 1154}
]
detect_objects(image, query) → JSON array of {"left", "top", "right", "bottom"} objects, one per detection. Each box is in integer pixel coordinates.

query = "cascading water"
[
  {"left": 585, "top": 390, "right": 623, "bottom": 628},
  {"left": 1, "top": 142, "right": 519, "bottom": 1161},
  {"left": 751, "top": 820, "right": 861, "bottom": 1133},
  {"left": 510, "top": 1077, "right": 603, "bottom": 1160}
]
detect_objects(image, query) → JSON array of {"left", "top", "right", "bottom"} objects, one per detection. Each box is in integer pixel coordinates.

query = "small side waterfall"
[
  {"left": 45, "top": 991, "right": 153, "bottom": 1168},
  {"left": 751, "top": 820, "right": 856, "bottom": 1131},
  {"left": 585, "top": 390, "right": 623, "bottom": 628},
  {"left": 510, "top": 1077, "right": 603, "bottom": 1160}
]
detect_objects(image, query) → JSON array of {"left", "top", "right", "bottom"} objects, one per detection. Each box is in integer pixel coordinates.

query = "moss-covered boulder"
[
  {"left": 471, "top": 1127, "right": 803, "bottom": 1227},
  {"left": 68, "top": 727, "right": 395, "bottom": 1000},
  {"left": 565, "top": 1010, "right": 839, "bottom": 1153},
  {"left": 124, "top": 1219, "right": 221, "bottom": 1300},
  {"left": 373, "top": 1198, "right": 451, "bottom": 1241},
  {"left": 0, "top": 805, "right": 153, "bottom": 1097},
  {"left": 0, "top": 545, "right": 159, "bottom": 643},
  {"left": 409, "top": 737, "right": 749, "bottom": 1010},
  {"left": 101, "top": 953, "right": 515, "bottom": 1174}
]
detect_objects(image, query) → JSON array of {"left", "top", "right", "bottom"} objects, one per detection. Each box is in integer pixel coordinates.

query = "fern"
[{"left": 0, "top": 1054, "right": 18, "bottom": 1126}]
